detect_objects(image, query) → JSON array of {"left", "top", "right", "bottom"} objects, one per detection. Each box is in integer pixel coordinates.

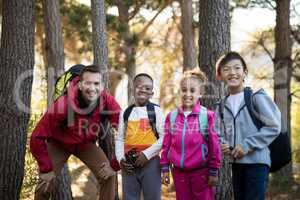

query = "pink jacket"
[{"left": 160, "top": 101, "right": 221, "bottom": 176}]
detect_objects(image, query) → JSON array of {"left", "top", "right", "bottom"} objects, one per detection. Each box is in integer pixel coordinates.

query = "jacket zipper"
[{"left": 180, "top": 116, "right": 187, "bottom": 169}]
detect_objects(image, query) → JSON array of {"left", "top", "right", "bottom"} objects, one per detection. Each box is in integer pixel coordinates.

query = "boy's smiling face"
[
  {"left": 133, "top": 76, "right": 154, "bottom": 106},
  {"left": 220, "top": 59, "right": 247, "bottom": 94}
]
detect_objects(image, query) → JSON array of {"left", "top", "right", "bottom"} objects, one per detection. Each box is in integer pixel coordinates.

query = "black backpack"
[
  {"left": 243, "top": 87, "right": 292, "bottom": 173},
  {"left": 123, "top": 102, "right": 159, "bottom": 139}
]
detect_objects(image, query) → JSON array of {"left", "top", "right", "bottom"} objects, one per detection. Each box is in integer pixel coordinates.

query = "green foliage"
[{"left": 61, "top": 1, "right": 92, "bottom": 53}]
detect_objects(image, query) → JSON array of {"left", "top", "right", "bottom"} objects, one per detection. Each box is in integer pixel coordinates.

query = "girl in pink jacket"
[{"left": 160, "top": 68, "right": 221, "bottom": 200}]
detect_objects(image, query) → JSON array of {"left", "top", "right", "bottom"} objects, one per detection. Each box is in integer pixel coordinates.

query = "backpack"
[
  {"left": 53, "top": 64, "right": 85, "bottom": 100},
  {"left": 169, "top": 106, "right": 209, "bottom": 141},
  {"left": 218, "top": 87, "right": 292, "bottom": 173},
  {"left": 244, "top": 87, "right": 291, "bottom": 173},
  {"left": 123, "top": 102, "right": 160, "bottom": 139}
]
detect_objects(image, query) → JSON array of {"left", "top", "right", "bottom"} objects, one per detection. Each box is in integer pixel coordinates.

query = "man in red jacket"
[{"left": 30, "top": 65, "right": 121, "bottom": 200}]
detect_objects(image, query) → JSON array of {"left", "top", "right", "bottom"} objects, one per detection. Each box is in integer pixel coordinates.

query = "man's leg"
[
  {"left": 245, "top": 164, "right": 269, "bottom": 200},
  {"left": 232, "top": 164, "right": 246, "bottom": 200},
  {"left": 140, "top": 157, "right": 161, "bottom": 200},
  {"left": 75, "top": 143, "right": 115, "bottom": 200},
  {"left": 34, "top": 142, "right": 70, "bottom": 200}
]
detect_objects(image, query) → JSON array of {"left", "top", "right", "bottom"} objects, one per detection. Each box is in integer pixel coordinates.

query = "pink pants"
[{"left": 172, "top": 167, "right": 214, "bottom": 200}]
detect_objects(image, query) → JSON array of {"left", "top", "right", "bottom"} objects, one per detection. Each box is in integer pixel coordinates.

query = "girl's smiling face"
[
  {"left": 180, "top": 77, "right": 202, "bottom": 111},
  {"left": 220, "top": 59, "right": 247, "bottom": 94}
]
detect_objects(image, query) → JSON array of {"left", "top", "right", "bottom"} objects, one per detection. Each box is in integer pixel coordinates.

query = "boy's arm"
[
  {"left": 141, "top": 107, "right": 165, "bottom": 160},
  {"left": 115, "top": 111, "right": 125, "bottom": 163},
  {"left": 160, "top": 113, "right": 172, "bottom": 172},
  {"left": 207, "top": 111, "right": 222, "bottom": 177},
  {"left": 240, "top": 91, "right": 281, "bottom": 154}
]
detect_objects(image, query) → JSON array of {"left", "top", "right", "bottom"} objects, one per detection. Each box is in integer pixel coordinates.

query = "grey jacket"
[{"left": 214, "top": 89, "right": 281, "bottom": 166}]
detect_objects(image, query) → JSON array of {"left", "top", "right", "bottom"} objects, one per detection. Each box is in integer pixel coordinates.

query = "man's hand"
[
  {"left": 208, "top": 176, "right": 218, "bottom": 186},
  {"left": 120, "top": 159, "right": 135, "bottom": 174},
  {"left": 99, "top": 162, "right": 116, "bottom": 180},
  {"left": 135, "top": 152, "right": 148, "bottom": 168},
  {"left": 231, "top": 144, "right": 245, "bottom": 159},
  {"left": 39, "top": 171, "right": 56, "bottom": 193},
  {"left": 221, "top": 143, "right": 231, "bottom": 155},
  {"left": 161, "top": 172, "right": 170, "bottom": 185}
]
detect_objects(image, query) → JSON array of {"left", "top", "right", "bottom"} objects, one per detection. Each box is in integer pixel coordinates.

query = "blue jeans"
[
  {"left": 122, "top": 157, "right": 161, "bottom": 200},
  {"left": 232, "top": 163, "right": 269, "bottom": 200}
]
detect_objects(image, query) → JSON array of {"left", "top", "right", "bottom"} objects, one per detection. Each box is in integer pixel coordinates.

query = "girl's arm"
[
  {"left": 207, "top": 111, "right": 222, "bottom": 176},
  {"left": 160, "top": 113, "right": 172, "bottom": 172}
]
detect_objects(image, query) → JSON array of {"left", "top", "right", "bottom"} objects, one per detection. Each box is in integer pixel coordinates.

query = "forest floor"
[{"left": 69, "top": 157, "right": 300, "bottom": 200}]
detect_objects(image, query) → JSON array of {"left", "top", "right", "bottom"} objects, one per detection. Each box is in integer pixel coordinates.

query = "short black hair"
[
  {"left": 216, "top": 51, "right": 247, "bottom": 79},
  {"left": 133, "top": 73, "right": 153, "bottom": 84},
  {"left": 79, "top": 65, "right": 101, "bottom": 80}
]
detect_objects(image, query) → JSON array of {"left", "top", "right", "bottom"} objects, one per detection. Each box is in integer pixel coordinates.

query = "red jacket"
[{"left": 30, "top": 77, "right": 121, "bottom": 173}]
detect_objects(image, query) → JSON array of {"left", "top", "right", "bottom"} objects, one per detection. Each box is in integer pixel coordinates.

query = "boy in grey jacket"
[{"left": 214, "top": 52, "right": 281, "bottom": 200}]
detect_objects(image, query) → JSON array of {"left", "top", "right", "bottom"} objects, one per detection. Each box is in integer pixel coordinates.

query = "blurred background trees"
[{"left": 0, "top": 0, "right": 299, "bottom": 199}]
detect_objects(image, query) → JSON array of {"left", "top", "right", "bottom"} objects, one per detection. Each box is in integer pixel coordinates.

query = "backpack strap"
[
  {"left": 123, "top": 104, "right": 135, "bottom": 124},
  {"left": 169, "top": 107, "right": 208, "bottom": 142},
  {"left": 244, "top": 87, "right": 264, "bottom": 129},
  {"left": 169, "top": 109, "right": 178, "bottom": 134},
  {"left": 123, "top": 102, "right": 159, "bottom": 139},
  {"left": 199, "top": 106, "right": 208, "bottom": 141},
  {"left": 146, "top": 103, "right": 159, "bottom": 139}
]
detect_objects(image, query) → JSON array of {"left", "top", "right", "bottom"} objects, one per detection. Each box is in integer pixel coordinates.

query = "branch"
[
  {"left": 264, "top": 0, "right": 276, "bottom": 10},
  {"left": 128, "top": 3, "right": 142, "bottom": 21},
  {"left": 137, "top": 0, "right": 172, "bottom": 39},
  {"left": 291, "top": 26, "right": 300, "bottom": 44},
  {"left": 258, "top": 37, "right": 274, "bottom": 61}
]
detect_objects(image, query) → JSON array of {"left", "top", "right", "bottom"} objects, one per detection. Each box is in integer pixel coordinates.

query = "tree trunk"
[
  {"left": 91, "top": 0, "right": 109, "bottom": 88},
  {"left": 116, "top": 0, "right": 137, "bottom": 104},
  {"left": 198, "top": 1, "right": 232, "bottom": 199},
  {"left": 42, "top": 1, "right": 73, "bottom": 199},
  {"left": 43, "top": 0, "right": 64, "bottom": 106},
  {"left": 273, "top": 0, "right": 293, "bottom": 182},
  {"left": 0, "top": 0, "right": 35, "bottom": 199},
  {"left": 91, "top": 1, "right": 120, "bottom": 199},
  {"left": 180, "top": 0, "right": 197, "bottom": 71}
]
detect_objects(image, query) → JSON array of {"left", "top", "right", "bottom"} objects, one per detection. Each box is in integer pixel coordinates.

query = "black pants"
[{"left": 232, "top": 163, "right": 269, "bottom": 200}]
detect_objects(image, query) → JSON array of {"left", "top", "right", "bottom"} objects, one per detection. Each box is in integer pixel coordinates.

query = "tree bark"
[
  {"left": 180, "top": 0, "right": 197, "bottom": 71},
  {"left": 273, "top": 0, "right": 293, "bottom": 182},
  {"left": 198, "top": 0, "right": 230, "bottom": 109},
  {"left": 0, "top": 0, "right": 35, "bottom": 199},
  {"left": 116, "top": 0, "right": 137, "bottom": 104},
  {"left": 42, "top": 1, "right": 73, "bottom": 199},
  {"left": 198, "top": 1, "right": 232, "bottom": 199},
  {"left": 43, "top": 0, "right": 65, "bottom": 106},
  {"left": 91, "top": 0, "right": 109, "bottom": 89}
]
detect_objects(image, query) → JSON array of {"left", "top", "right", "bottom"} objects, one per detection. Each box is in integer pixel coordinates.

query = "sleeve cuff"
[
  {"left": 161, "top": 164, "right": 169, "bottom": 172},
  {"left": 209, "top": 168, "right": 218, "bottom": 176},
  {"left": 241, "top": 142, "right": 251, "bottom": 154}
]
